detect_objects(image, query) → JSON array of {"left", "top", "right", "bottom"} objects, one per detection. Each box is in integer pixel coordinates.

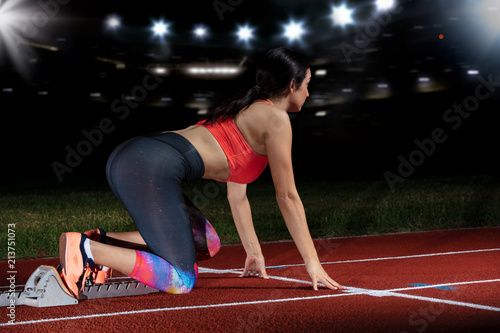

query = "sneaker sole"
[
  {"left": 59, "top": 233, "right": 69, "bottom": 275},
  {"left": 59, "top": 233, "right": 81, "bottom": 298}
]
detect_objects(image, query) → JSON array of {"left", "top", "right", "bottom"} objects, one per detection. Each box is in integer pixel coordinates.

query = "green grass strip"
[{"left": 1, "top": 174, "right": 499, "bottom": 259}]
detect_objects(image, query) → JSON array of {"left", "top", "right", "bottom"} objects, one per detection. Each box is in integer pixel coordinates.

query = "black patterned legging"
[{"left": 106, "top": 132, "right": 220, "bottom": 293}]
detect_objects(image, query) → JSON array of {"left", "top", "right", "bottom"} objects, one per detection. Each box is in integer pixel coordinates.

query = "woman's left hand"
[{"left": 239, "top": 253, "right": 269, "bottom": 279}]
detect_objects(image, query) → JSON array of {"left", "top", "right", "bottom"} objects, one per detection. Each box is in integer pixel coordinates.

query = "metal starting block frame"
[
  {"left": 2, "top": 265, "right": 77, "bottom": 308},
  {"left": 80, "top": 277, "right": 160, "bottom": 300},
  {"left": 0, "top": 265, "right": 159, "bottom": 308}
]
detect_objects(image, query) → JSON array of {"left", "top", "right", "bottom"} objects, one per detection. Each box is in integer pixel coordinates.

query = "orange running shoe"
[
  {"left": 83, "top": 228, "right": 113, "bottom": 284},
  {"left": 59, "top": 232, "right": 94, "bottom": 298}
]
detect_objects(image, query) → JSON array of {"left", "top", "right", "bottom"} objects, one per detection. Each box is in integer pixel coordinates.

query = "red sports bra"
[{"left": 195, "top": 100, "right": 271, "bottom": 184}]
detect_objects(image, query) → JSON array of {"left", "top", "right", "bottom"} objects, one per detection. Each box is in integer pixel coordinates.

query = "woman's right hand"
[
  {"left": 305, "top": 260, "right": 343, "bottom": 291},
  {"left": 239, "top": 253, "right": 269, "bottom": 279}
]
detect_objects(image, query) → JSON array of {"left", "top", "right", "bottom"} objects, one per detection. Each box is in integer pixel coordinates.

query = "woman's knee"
[{"left": 167, "top": 264, "right": 198, "bottom": 294}]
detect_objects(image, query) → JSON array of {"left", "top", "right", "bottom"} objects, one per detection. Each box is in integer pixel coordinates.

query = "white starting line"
[
  {"left": 200, "top": 267, "right": 500, "bottom": 312},
  {"left": 2, "top": 248, "right": 499, "bottom": 327}
]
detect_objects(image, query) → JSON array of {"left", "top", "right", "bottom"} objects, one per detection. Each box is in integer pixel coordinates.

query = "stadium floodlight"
[
  {"left": 151, "top": 19, "right": 169, "bottom": 37},
  {"left": 331, "top": 4, "right": 354, "bottom": 26},
  {"left": 0, "top": 1, "right": 18, "bottom": 37},
  {"left": 315, "top": 69, "right": 328, "bottom": 77},
  {"left": 236, "top": 24, "right": 254, "bottom": 42},
  {"left": 481, "top": 0, "right": 500, "bottom": 30},
  {"left": 375, "top": 0, "right": 396, "bottom": 12},
  {"left": 0, "top": 0, "right": 32, "bottom": 75},
  {"left": 0, "top": 6, "right": 9, "bottom": 28},
  {"left": 193, "top": 25, "right": 208, "bottom": 38},
  {"left": 153, "top": 67, "right": 167, "bottom": 75},
  {"left": 187, "top": 66, "right": 240, "bottom": 75},
  {"left": 105, "top": 14, "right": 121, "bottom": 29},
  {"left": 283, "top": 20, "right": 306, "bottom": 42}
]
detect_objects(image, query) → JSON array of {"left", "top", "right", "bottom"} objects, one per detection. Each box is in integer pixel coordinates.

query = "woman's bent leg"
[
  {"left": 104, "top": 231, "right": 149, "bottom": 250},
  {"left": 104, "top": 133, "right": 205, "bottom": 293},
  {"left": 130, "top": 250, "right": 197, "bottom": 294},
  {"left": 90, "top": 240, "right": 136, "bottom": 276}
]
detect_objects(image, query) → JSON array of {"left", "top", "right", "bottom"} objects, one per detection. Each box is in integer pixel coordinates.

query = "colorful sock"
[
  {"left": 128, "top": 250, "right": 197, "bottom": 294},
  {"left": 203, "top": 220, "right": 220, "bottom": 257}
]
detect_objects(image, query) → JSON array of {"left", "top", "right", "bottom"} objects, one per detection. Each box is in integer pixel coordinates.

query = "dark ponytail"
[{"left": 201, "top": 47, "right": 309, "bottom": 124}]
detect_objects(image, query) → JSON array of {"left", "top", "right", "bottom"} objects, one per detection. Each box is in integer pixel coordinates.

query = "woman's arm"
[
  {"left": 227, "top": 182, "right": 269, "bottom": 278},
  {"left": 264, "top": 110, "right": 342, "bottom": 290}
]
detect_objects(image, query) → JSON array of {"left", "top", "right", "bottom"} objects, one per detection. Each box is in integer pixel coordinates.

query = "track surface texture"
[{"left": 2, "top": 227, "right": 499, "bottom": 332}]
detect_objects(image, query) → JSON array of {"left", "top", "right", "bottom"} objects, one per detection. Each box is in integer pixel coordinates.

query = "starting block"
[
  {"left": 23, "top": 265, "right": 78, "bottom": 307},
  {"left": 1, "top": 265, "right": 77, "bottom": 308},
  {"left": 1, "top": 265, "right": 160, "bottom": 308}
]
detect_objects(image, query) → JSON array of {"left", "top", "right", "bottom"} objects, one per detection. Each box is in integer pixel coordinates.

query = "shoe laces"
[
  {"left": 80, "top": 258, "right": 95, "bottom": 291},
  {"left": 87, "top": 264, "right": 110, "bottom": 285}
]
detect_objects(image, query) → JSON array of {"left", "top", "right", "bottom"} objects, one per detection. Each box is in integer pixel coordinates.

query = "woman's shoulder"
[
  {"left": 237, "top": 102, "right": 280, "bottom": 125},
  {"left": 245, "top": 101, "right": 288, "bottom": 121},
  {"left": 237, "top": 102, "right": 291, "bottom": 142}
]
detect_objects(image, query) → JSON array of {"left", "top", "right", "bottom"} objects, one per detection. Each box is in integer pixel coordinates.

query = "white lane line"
[
  {"left": 321, "top": 248, "right": 500, "bottom": 265},
  {"left": 202, "top": 266, "right": 500, "bottom": 295},
  {"left": 0, "top": 292, "right": 354, "bottom": 327},
  {"left": 256, "top": 248, "right": 500, "bottom": 269},
  {"left": 345, "top": 277, "right": 500, "bottom": 312},
  {"left": 3, "top": 248, "right": 499, "bottom": 327},
  {"left": 2, "top": 274, "right": 499, "bottom": 327},
  {"left": 8, "top": 247, "right": 496, "bottom": 291},
  {"left": 345, "top": 286, "right": 500, "bottom": 312},
  {"left": 3, "top": 276, "right": 499, "bottom": 327},
  {"left": 387, "top": 279, "right": 500, "bottom": 293},
  {"left": 387, "top": 290, "right": 500, "bottom": 312},
  {"left": 201, "top": 267, "right": 500, "bottom": 311}
]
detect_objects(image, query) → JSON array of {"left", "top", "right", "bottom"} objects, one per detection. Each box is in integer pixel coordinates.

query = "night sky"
[{"left": 1, "top": 0, "right": 499, "bottom": 182}]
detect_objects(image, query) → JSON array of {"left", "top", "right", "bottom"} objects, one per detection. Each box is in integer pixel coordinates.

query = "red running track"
[{"left": 1, "top": 227, "right": 500, "bottom": 332}]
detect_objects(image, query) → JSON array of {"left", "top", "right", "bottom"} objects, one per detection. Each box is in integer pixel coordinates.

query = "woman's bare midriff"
[
  {"left": 168, "top": 103, "right": 275, "bottom": 181},
  {"left": 170, "top": 126, "right": 231, "bottom": 181}
]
